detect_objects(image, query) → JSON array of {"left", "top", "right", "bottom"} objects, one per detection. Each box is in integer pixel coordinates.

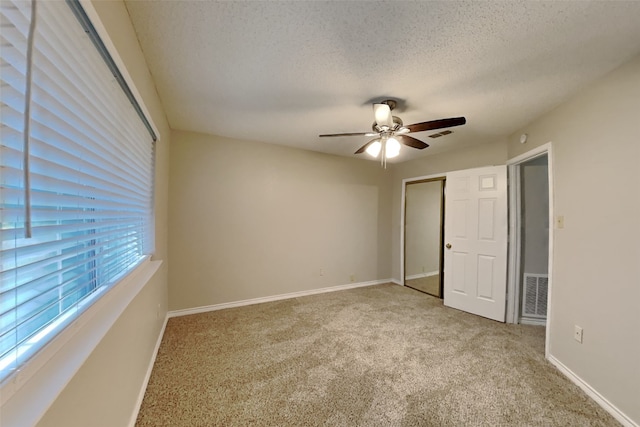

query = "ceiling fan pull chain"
[{"left": 382, "top": 138, "right": 387, "bottom": 169}]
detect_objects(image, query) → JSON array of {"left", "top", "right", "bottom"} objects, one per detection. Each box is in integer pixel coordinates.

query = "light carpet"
[{"left": 136, "top": 283, "right": 618, "bottom": 426}]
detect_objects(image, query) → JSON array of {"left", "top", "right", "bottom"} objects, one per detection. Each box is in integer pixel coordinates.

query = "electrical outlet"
[
  {"left": 320, "top": 268, "right": 324, "bottom": 276},
  {"left": 350, "top": 274, "right": 355, "bottom": 282},
  {"left": 156, "top": 303, "right": 161, "bottom": 319},
  {"left": 574, "top": 325, "right": 583, "bottom": 343},
  {"left": 556, "top": 215, "right": 565, "bottom": 229}
]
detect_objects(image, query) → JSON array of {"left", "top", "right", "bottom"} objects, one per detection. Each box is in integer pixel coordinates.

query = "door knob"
[{"left": 446, "top": 243, "right": 452, "bottom": 249}]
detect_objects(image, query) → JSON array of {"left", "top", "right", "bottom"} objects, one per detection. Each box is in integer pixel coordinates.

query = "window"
[{"left": 0, "top": 0, "right": 156, "bottom": 383}]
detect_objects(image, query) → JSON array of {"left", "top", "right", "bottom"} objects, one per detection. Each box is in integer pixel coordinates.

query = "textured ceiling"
[{"left": 124, "top": 1, "right": 640, "bottom": 163}]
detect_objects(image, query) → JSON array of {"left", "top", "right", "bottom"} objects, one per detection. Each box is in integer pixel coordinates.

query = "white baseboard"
[
  {"left": 547, "top": 354, "right": 637, "bottom": 427},
  {"left": 168, "top": 279, "right": 393, "bottom": 318},
  {"left": 128, "top": 314, "right": 168, "bottom": 427},
  {"left": 391, "top": 278, "right": 402, "bottom": 285},
  {"left": 405, "top": 271, "right": 439, "bottom": 281}
]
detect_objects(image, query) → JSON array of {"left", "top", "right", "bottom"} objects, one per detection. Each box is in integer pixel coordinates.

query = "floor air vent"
[{"left": 523, "top": 274, "right": 548, "bottom": 318}]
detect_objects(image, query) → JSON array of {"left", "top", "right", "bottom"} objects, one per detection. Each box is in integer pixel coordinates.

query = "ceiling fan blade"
[
  {"left": 319, "top": 132, "right": 376, "bottom": 137},
  {"left": 373, "top": 103, "right": 393, "bottom": 128},
  {"left": 354, "top": 138, "right": 379, "bottom": 154},
  {"left": 406, "top": 117, "right": 466, "bottom": 133},
  {"left": 396, "top": 135, "right": 429, "bottom": 150}
]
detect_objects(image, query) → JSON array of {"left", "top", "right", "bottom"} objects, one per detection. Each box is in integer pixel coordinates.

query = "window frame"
[{"left": 0, "top": 0, "right": 161, "bottom": 424}]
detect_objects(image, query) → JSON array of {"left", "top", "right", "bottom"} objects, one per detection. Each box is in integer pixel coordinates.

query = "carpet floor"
[{"left": 136, "top": 283, "right": 619, "bottom": 426}]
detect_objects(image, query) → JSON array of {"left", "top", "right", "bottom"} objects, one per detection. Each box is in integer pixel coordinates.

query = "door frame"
[
  {"left": 400, "top": 174, "right": 445, "bottom": 289},
  {"left": 506, "top": 143, "right": 554, "bottom": 357}
]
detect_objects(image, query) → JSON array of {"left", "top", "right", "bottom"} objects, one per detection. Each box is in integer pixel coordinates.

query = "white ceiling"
[{"left": 124, "top": 1, "right": 640, "bottom": 163}]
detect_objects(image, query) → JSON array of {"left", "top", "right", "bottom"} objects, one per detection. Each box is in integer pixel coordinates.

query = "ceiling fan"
[{"left": 319, "top": 100, "right": 466, "bottom": 166}]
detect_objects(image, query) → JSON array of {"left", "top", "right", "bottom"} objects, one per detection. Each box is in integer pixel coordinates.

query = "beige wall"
[
  {"left": 508, "top": 55, "right": 640, "bottom": 423},
  {"left": 391, "top": 141, "right": 509, "bottom": 281},
  {"left": 36, "top": 0, "right": 170, "bottom": 426},
  {"left": 168, "top": 130, "right": 392, "bottom": 311},
  {"left": 521, "top": 156, "right": 549, "bottom": 275}
]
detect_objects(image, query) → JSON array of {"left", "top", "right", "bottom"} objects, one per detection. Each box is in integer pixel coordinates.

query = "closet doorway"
[
  {"left": 506, "top": 143, "right": 554, "bottom": 338},
  {"left": 402, "top": 177, "right": 445, "bottom": 298}
]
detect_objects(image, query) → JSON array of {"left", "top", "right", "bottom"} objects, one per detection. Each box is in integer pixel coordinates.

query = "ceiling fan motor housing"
[
  {"left": 372, "top": 116, "right": 403, "bottom": 133},
  {"left": 318, "top": 98, "right": 465, "bottom": 157}
]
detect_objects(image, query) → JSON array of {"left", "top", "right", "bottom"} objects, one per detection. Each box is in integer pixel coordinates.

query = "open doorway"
[
  {"left": 507, "top": 143, "right": 554, "bottom": 352},
  {"left": 518, "top": 155, "right": 550, "bottom": 324}
]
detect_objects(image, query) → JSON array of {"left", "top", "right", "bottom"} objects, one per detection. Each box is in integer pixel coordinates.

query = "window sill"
[{"left": 0, "top": 257, "right": 162, "bottom": 427}]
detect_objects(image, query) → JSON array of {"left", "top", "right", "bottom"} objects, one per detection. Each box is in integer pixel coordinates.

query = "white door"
[{"left": 444, "top": 166, "right": 508, "bottom": 322}]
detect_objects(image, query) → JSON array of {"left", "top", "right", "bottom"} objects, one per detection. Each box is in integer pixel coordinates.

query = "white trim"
[
  {"left": 548, "top": 355, "right": 638, "bottom": 427},
  {"left": 506, "top": 162, "right": 521, "bottom": 324},
  {"left": 405, "top": 271, "right": 439, "bottom": 280},
  {"left": 506, "top": 143, "right": 551, "bottom": 166},
  {"left": 400, "top": 174, "right": 445, "bottom": 286},
  {"left": 128, "top": 313, "right": 168, "bottom": 427},
  {"left": 391, "top": 278, "right": 402, "bottom": 285},
  {"left": 168, "top": 279, "right": 392, "bottom": 318},
  {"left": 545, "top": 145, "right": 555, "bottom": 358},
  {"left": 1, "top": 259, "right": 163, "bottom": 427}
]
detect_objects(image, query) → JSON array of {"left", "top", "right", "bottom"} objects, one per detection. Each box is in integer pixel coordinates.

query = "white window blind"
[{"left": 0, "top": 0, "right": 155, "bottom": 383}]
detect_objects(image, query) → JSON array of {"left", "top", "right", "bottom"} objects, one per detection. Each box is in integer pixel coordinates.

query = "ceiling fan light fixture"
[
  {"left": 319, "top": 99, "right": 466, "bottom": 168},
  {"left": 366, "top": 140, "right": 382, "bottom": 157},
  {"left": 385, "top": 137, "right": 400, "bottom": 158}
]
